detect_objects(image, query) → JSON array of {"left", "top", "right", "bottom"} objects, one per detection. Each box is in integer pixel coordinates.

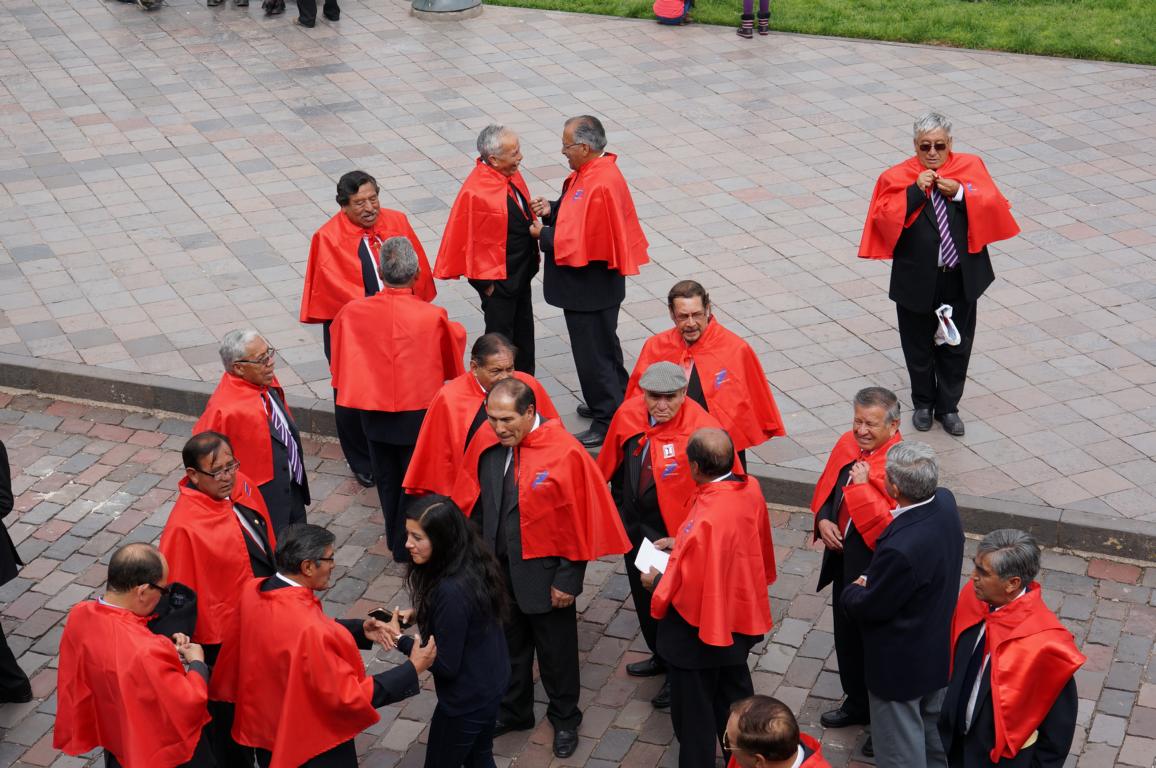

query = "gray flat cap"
[{"left": 639, "top": 361, "right": 687, "bottom": 394}]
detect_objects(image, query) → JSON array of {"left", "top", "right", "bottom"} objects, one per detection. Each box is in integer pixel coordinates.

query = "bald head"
[
  {"left": 687, "top": 428, "right": 734, "bottom": 481},
  {"left": 107, "top": 543, "right": 164, "bottom": 593}
]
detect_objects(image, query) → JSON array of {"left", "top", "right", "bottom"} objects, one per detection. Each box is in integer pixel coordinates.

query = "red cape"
[
  {"left": 651, "top": 476, "right": 776, "bottom": 647},
  {"left": 299, "top": 209, "right": 436, "bottom": 323},
  {"left": 726, "top": 733, "right": 830, "bottom": 768},
  {"left": 809, "top": 430, "right": 901, "bottom": 549},
  {"left": 434, "top": 160, "right": 536, "bottom": 281},
  {"left": 54, "top": 601, "right": 211, "bottom": 767},
  {"left": 859, "top": 153, "right": 1019, "bottom": 260},
  {"left": 553, "top": 153, "right": 649, "bottom": 275},
  {"left": 403, "top": 371, "right": 559, "bottom": 496},
  {"left": 329, "top": 288, "right": 466, "bottom": 411},
  {"left": 228, "top": 581, "right": 379, "bottom": 768},
  {"left": 951, "top": 583, "right": 1085, "bottom": 763},
  {"left": 626, "top": 320, "right": 785, "bottom": 451},
  {"left": 159, "top": 474, "right": 275, "bottom": 650},
  {"left": 194, "top": 373, "right": 290, "bottom": 487},
  {"left": 452, "top": 419, "right": 630, "bottom": 561},
  {"left": 597, "top": 395, "right": 735, "bottom": 534}
]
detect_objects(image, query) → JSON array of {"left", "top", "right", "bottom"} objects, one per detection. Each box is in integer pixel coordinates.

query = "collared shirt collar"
[
  {"left": 275, "top": 572, "right": 305, "bottom": 588},
  {"left": 891, "top": 493, "right": 935, "bottom": 519},
  {"left": 710, "top": 472, "right": 734, "bottom": 483}
]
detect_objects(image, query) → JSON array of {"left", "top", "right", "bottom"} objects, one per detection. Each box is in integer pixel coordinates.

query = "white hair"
[
  {"left": 219, "top": 329, "right": 262, "bottom": 369},
  {"left": 913, "top": 112, "right": 952, "bottom": 139}
]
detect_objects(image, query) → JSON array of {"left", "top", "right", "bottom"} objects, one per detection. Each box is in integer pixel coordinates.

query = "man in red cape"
[
  {"left": 645, "top": 428, "right": 776, "bottom": 768},
  {"left": 859, "top": 112, "right": 1019, "bottom": 438},
  {"left": 451, "top": 377, "right": 629, "bottom": 758},
  {"left": 597, "top": 361, "right": 733, "bottom": 710},
  {"left": 403, "top": 333, "right": 558, "bottom": 497},
  {"left": 726, "top": 696, "right": 832, "bottom": 768},
  {"left": 217, "top": 523, "right": 435, "bottom": 768},
  {"left": 811, "top": 387, "right": 902, "bottom": 745},
  {"left": 626, "top": 280, "right": 785, "bottom": 466},
  {"left": 55, "top": 543, "right": 215, "bottom": 768},
  {"left": 939, "top": 530, "right": 1083, "bottom": 768},
  {"left": 530, "top": 115, "right": 649, "bottom": 447},
  {"left": 159, "top": 431, "right": 277, "bottom": 766},
  {"left": 330, "top": 236, "right": 465, "bottom": 562},
  {"left": 435, "top": 125, "right": 540, "bottom": 374},
  {"left": 194, "top": 330, "right": 308, "bottom": 534},
  {"left": 300, "top": 170, "right": 436, "bottom": 488}
]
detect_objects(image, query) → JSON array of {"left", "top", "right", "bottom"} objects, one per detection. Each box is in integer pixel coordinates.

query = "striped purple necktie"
[
  {"left": 266, "top": 392, "right": 304, "bottom": 485},
  {"left": 930, "top": 189, "right": 960, "bottom": 268}
]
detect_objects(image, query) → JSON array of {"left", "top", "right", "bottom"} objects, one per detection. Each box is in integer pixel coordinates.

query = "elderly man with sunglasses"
[
  {"left": 859, "top": 112, "right": 1019, "bottom": 437},
  {"left": 159, "top": 431, "right": 279, "bottom": 767},
  {"left": 195, "top": 329, "right": 309, "bottom": 535}
]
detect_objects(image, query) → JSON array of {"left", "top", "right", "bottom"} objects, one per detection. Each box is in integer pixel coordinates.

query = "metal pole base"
[{"left": 411, "top": 0, "right": 482, "bottom": 20}]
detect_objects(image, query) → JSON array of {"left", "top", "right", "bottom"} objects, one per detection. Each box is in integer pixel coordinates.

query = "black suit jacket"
[
  {"left": 938, "top": 622, "right": 1079, "bottom": 768},
  {"left": 539, "top": 190, "right": 626, "bottom": 312},
  {"left": 473, "top": 442, "right": 585, "bottom": 614},
  {"left": 813, "top": 460, "right": 873, "bottom": 593},
  {"left": 264, "top": 389, "right": 311, "bottom": 506},
  {"left": 841, "top": 488, "right": 965, "bottom": 701},
  {"left": 608, "top": 434, "right": 666, "bottom": 545},
  {"left": 0, "top": 441, "right": 22, "bottom": 588},
  {"left": 889, "top": 184, "right": 996, "bottom": 313},
  {"left": 469, "top": 189, "right": 540, "bottom": 299}
]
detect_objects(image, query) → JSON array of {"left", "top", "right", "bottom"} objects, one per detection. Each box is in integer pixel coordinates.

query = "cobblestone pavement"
[
  {"left": 1, "top": 0, "right": 1155, "bottom": 523},
  {"left": 1, "top": 391, "right": 1154, "bottom": 767}
]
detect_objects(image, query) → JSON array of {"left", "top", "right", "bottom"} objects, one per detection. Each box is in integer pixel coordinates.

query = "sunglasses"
[{"left": 918, "top": 142, "right": 948, "bottom": 152}]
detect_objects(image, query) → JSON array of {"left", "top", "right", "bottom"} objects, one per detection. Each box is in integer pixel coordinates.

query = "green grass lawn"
[{"left": 484, "top": 0, "right": 1155, "bottom": 65}]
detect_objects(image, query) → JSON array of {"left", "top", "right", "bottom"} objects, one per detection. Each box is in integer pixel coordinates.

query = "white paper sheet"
[{"left": 634, "top": 537, "right": 669, "bottom": 574}]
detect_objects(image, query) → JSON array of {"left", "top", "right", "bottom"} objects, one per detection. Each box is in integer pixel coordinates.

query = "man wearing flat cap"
[{"left": 597, "top": 362, "right": 734, "bottom": 710}]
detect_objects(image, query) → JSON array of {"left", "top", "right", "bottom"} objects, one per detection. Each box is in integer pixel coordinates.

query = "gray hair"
[
  {"left": 854, "top": 386, "right": 900, "bottom": 423},
  {"left": 977, "top": 529, "right": 1041, "bottom": 585},
  {"left": 219, "top": 329, "right": 262, "bottom": 369},
  {"left": 566, "top": 115, "right": 607, "bottom": 153},
  {"left": 379, "top": 236, "right": 419, "bottom": 285},
  {"left": 477, "top": 124, "right": 513, "bottom": 160},
  {"left": 275, "top": 523, "right": 336, "bottom": 575},
  {"left": 885, "top": 441, "right": 938, "bottom": 502},
  {"left": 913, "top": 112, "right": 952, "bottom": 139}
]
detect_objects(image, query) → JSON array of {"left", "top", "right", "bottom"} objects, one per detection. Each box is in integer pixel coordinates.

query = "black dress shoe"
[
  {"left": 862, "top": 734, "right": 874, "bottom": 757},
  {"left": 939, "top": 412, "right": 965, "bottom": 436},
  {"left": 322, "top": 7, "right": 339, "bottom": 19},
  {"left": 650, "top": 679, "right": 671, "bottom": 709},
  {"left": 294, "top": 16, "right": 315, "bottom": 26},
  {"left": 574, "top": 428, "right": 605, "bottom": 448},
  {"left": 626, "top": 656, "right": 666, "bottom": 677},
  {"left": 493, "top": 717, "right": 534, "bottom": 736},
  {"left": 576, "top": 402, "right": 594, "bottom": 419},
  {"left": 354, "top": 471, "right": 374, "bottom": 488},
  {"left": 820, "top": 705, "right": 869, "bottom": 728},
  {"left": 262, "top": 0, "right": 284, "bottom": 15},
  {"left": 553, "top": 728, "right": 579, "bottom": 758},
  {"left": 912, "top": 407, "right": 933, "bottom": 431}
]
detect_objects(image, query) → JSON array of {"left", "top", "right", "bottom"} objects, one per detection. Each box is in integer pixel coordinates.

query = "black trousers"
[
  {"left": 667, "top": 662, "right": 753, "bottom": 768},
  {"left": 478, "top": 286, "right": 535, "bottom": 376},
  {"left": 831, "top": 575, "right": 869, "bottom": 718},
  {"left": 207, "top": 700, "right": 255, "bottom": 767},
  {"left": 623, "top": 547, "right": 659, "bottom": 657},
  {"left": 502, "top": 600, "right": 581, "bottom": 730},
  {"left": 896, "top": 268, "right": 977, "bottom": 416},
  {"left": 424, "top": 700, "right": 500, "bottom": 768},
  {"left": 563, "top": 307, "right": 627, "bottom": 429},
  {"left": 366, "top": 440, "right": 415, "bottom": 562},
  {"left": 257, "top": 479, "right": 308, "bottom": 537},
  {"left": 105, "top": 724, "right": 217, "bottom": 767},
  {"left": 322, "top": 322, "right": 373, "bottom": 478},
  {"left": 0, "top": 622, "right": 29, "bottom": 697},
  {"left": 294, "top": 0, "right": 337, "bottom": 25}
]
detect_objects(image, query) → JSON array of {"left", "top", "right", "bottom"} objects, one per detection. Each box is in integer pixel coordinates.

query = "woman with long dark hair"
[{"left": 387, "top": 495, "right": 510, "bottom": 767}]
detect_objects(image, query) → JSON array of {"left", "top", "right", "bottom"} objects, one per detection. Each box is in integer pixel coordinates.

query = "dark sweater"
[{"left": 398, "top": 576, "right": 510, "bottom": 716}]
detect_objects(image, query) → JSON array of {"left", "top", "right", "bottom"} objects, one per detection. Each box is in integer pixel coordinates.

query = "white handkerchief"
[
  {"left": 634, "top": 537, "right": 669, "bottom": 574},
  {"left": 934, "top": 303, "right": 961, "bottom": 346}
]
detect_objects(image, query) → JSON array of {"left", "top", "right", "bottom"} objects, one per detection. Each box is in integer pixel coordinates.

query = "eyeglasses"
[
  {"left": 917, "top": 142, "right": 948, "bottom": 152},
  {"left": 236, "top": 348, "right": 276, "bottom": 366},
  {"left": 148, "top": 582, "right": 171, "bottom": 596},
  {"left": 674, "top": 311, "right": 708, "bottom": 322},
  {"left": 561, "top": 142, "right": 585, "bottom": 152},
  {"left": 193, "top": 460, "right": 240, "bottom": 479},
  {"left": 312, "top": 557, "right": 335, "bottom": 563}
]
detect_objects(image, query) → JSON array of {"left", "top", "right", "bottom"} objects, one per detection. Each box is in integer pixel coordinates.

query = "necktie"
[
  {"left": 637, "top": 438, "right": 655, "bottom": 497},
  {"left": 266, "top": 392, "right": 304, "bottom": 485},
  {"left": 931, "top": 190, "right": 960, "bottom": 268},
  {"left": 835, "top": 451, "right": 869, "bottom": 532},
  {"left": 508, "top": 183, "right": 529, "bottom": 218},
  {"left": 358, "top": 233, "right": 381, "bottom": 296}
]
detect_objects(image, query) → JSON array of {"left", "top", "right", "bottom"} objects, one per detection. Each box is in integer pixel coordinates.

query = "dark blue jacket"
[{"left": 841, "top": 487, "right": 964, "bottom": 702}]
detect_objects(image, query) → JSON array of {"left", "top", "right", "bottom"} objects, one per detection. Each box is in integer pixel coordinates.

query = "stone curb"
[{"left": 1, "top": 352, "right": 1152, "bottom": 562}]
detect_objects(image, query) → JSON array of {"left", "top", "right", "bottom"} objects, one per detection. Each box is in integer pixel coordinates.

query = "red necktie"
[{"left": 836, "top": 450, "right": 870, "bottom": 532}]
